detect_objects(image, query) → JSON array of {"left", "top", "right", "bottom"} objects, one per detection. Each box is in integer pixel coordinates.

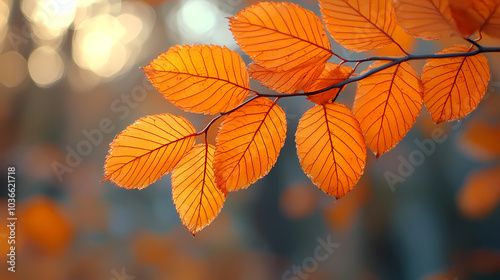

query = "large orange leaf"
[
  {"left": 103, "top": 114, "right": 196, "bottom": 189},
  {"left": 394, "top": 0, "right": 460, "bottom": 40},
  {"left": 214, "top": 97, "right": 287, "bottom": 193},
  {"left": 296, "top": 103, "right": 366, "bottom": 198},
  {"left": 248, "top": 63, "right": 325, "bottom": 94},
  {"left": 303, "top": 63, "right": 353, "bottom": 105},
  {"left": 457, "top": 165, "right": 500, "bottom": 219},
  {"left": 229, "top": 2, "right": 332, "bottom": 71},
  {"left": 319, "top": 0, "right": 399, "bottom": 52},
  {"left": 353, "top": 61, "right": 423, "bottom": 157},
  {"left": 422, "top": 45, "right": 490, "bottom": 123},
  {"left": 171, "top": 144, "right": 225, "bottom": 236},
  {"left": 449, "top": 0, "right": 500, "bottom": 37},
  {"left": 143, "top": 45, "right": 250, "bottom": 114}
]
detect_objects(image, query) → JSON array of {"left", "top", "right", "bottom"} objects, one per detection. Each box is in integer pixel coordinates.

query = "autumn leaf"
[
  {"left": 422, "top": 45, "right": 490, "bottom": 123},
  {"left": 394, "top": 0, "right": 460, "bottom": 40},
  {"left": 353, "top": 61, "right": 423, "bottom": 157},
  {"left": 171, "top": 144, "right": 225, "bottom": 236},
  {"left": 303, "top": 63, "right": 353, "bottom": 105},
  {"left": 143, "top": 45, "right": 250, "bottom": 114},
  {"left": 459, "top": 118, "right": 500, "bottom": 161},
  {"left": 296, "top": 103, "right": 366, "bottom": 198},
  {"left": 319, "top": 0, "right": 400, "bottom": 52},
  {"left": 103, "top": 114, "right": 196, "bottom": 189},
  {"left": 449, "top": 0, "right": 500, "bottom": 37},
  {"left": 457, "top": 165, "right": 500, "bottom": 219},
  {"left": 248, "top": 63, "right": 325, "bottom": 94},
  {"left": 214, "top": 97, "right": 287, "bottom": 193},
  {"left": 229, "top": 2, "right": 332, "bottom": 71}
]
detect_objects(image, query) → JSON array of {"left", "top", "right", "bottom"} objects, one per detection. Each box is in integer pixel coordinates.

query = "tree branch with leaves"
[{"left": 102, "top": 0, "right": 500, "bottom": 235}]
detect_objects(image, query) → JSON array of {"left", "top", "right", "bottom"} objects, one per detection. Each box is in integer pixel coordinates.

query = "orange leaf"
[
  {"left": 459, "top": 118, "right": 500, "bottom": 161},
  {"left": 394, "top": 0, "right": 460, "bottom": 40},
  {"left": 353, "top": 61, "right": 423, "bottom": 157},
  {"left": 296, "top": 103, "right": 366, "bottom": 198},
  {"left": 480, "top": 0, "right": 500, "bottom": 38},
  {"left": 370, "top": 25, "right": 416, "bottom": 56},
  {"left": 103, "top": 114, "right": 196, "bottom": 189},
  {"left": 319, "top": 0, "right": 400, "bottom": 52},
  {"left": 248, "top": 63, "right": 325, "bottom": 94},
  {"left": 457, "top": 165, "right": 500, "bottom": 219},
  {"left": 229, "top": 2, "right": 332, "bottom": 71},
  {"left": 214, "top": 97, "right": 287, "bottom": 192},
  {"left": 449, "top": 0, "right": 500, "bottom": 37},
  {"left": 422, "top": 45, "right": 490, "bottom": 123},
  {"left": 143, "top": 45, "right": 249, "bottom": 114},
  {"left": 303, "top": 63, "right": 353, "bottom": 105},
  {"left": 171, "top": 144, "right": 225, "bottom": 236}
]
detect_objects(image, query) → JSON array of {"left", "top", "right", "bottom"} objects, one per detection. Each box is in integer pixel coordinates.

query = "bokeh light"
[
  {"left": 0, "top": 51, "right": 28, "bottom": 88},
  {"left": 179, "top": 0, "right": 217, "bottom": 35},
  {"left": 28, "top": 46, "right": 65, "bottom": 87}
]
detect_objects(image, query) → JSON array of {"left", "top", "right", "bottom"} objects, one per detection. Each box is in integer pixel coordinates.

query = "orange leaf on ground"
[
  {"left": 214, "top": 97, "right": 287, "bottom": 193},
  {"left": 248, "top": 63, "right": 325, "bottom": 94},
  {"left": 394, "top": 0, "right": 460, "bottom": 40},
  {"left": 103, "top": 114, "right": 196, "bottom": 189},
  {"left": 172, "top": 144, "right": 225, "bottom": 236},
  {"left": 459, "top": 118, "right": 500, "bottom": 161},
  {"left": 319, "top": 0, "right": 400, "bottom": 52},
  {"left": 457, "top": 165, "right": 500, "bottom": 219},
  {"left": 303, "top": 63, "right": 353, "bottom": 105},
  {"left": 422, "top": 45, "right": 490, "bottom": 123},
  {"left": 143, "top": 45, "right": 249, "bottom": 114},
  {"left": 449, "top": 0, "right": 500, "bottom": 37},
  {"left": 353, "top": 61, "right": 423, "bottom": 157},
  {"left": 296, "top": 103, "right": 366, "bottom": 198},
  {"left": 229, "top": 2, "right": 332, "bottom": 71}
]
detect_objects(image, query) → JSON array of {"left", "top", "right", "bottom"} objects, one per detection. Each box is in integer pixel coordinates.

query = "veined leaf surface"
[
  {"left": 214, "top": 97, "right": 287, "bottom": 193},
  {"left": 143, "top": 45, "right": 249, "bottom": 114},
  {"left": 172, "top": 144, "right": 225, "bottom": 236},
  {"left": 296, "top": 103, "right": 366, "bottom": 198},
  {"left": 103, "top": 114, "right": 196, "bottom": 189}
]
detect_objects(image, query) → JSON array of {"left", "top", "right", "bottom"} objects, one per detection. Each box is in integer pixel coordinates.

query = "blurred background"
[{"left": 0, "top": 0, "right": 499, "bottom": 279}]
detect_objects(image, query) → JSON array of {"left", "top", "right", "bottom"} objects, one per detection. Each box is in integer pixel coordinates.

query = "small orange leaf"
[
  {"left": 171, "top": 144, "right": 225, "bottom": 236},
  {"left": 229, "top": 2, "right": 332, "bottom": 71},
  {"left": 319, "top": 0, "right": 400, "bottom": 52},
  {"left": 248, "top": 63, "right": 325, "bottom": 94},
  {"left": 103, "top": 114, "right": 196, "bottom": 189},
  {"left": 449, "top": 0, "right": 500, "bottom": 37},
  {"left": 457, "top": 165, "right": 500, "bottom": 219},
  {"left": 394, "top": 0, "right": 460, "bottom": 40},
  {"left": 303, "top": 63, "right": 353, "bottom": 105},
  {"left": 214, "top": 97, "right": 287, "bottom": 192},
  {"left": 459, "top": 118, "right": 500, "bottom": 161},
  {"left": 143, "top": 45, "right": 250, "bottom": 114},
  {"left": 353, "top": 61, "right": 423, "bottom": 157},
  {"left": 422, "top": 45, "right": 490, "bottom": 123},
  {"left": 480, "top": 0, "right": 500, "bottom": 38},
  {"left": 296, "top": 103, "right": 366, "bottom": 198}
]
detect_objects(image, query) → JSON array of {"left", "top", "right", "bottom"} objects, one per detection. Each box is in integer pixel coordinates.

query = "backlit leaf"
[
  {"left": 422, "top": 45, "right": 490, "bottom": 123},
  {"left": 229, "top": 2, "right": 332, "bottom": 71},
  {"left": 457, "top": 165, "right": 500, "bottom": 219},
  {"left": 353, "top": 61, "right": 423, "bottom": 157},
  {"left": 479, "top": 0, "right": 500, "bottom": 38},
  {"left": 296, "top": 103, "right": 366, "bottom": 198},
  {"left": 248, "top": 63, "right": 325, "bottom": 94},
  {"left": 103, "top": 114, "right": 196, "bottom": 189},
  {"left": 319, "top": 0, "right": 399, "bottom": 52},
  {"left": 143, "top": 45, "right": 250, "bottom": 114},
  {"left": 214, "top": 97, "right": 287, "bottom": 193},
  {"left": 394, "top": 0, "right": 460, "bottom": 40},
  {"left": 303, "top": 63, "right": 353, "bottom": 105},
  {"left": 449, "top": 0, "right": 500, "bottom": 37},
  {"left": 171, "top": 144, "right": 225, "bottom": 236}
]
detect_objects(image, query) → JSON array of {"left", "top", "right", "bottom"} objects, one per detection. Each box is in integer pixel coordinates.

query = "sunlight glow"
[{"left": 179, "top": 0, "right": 217, "bottom": 36}]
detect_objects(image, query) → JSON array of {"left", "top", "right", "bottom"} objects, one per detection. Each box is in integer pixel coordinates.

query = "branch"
[{"left": 258, "top": 45, "right": 500, "bottom": 98}]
